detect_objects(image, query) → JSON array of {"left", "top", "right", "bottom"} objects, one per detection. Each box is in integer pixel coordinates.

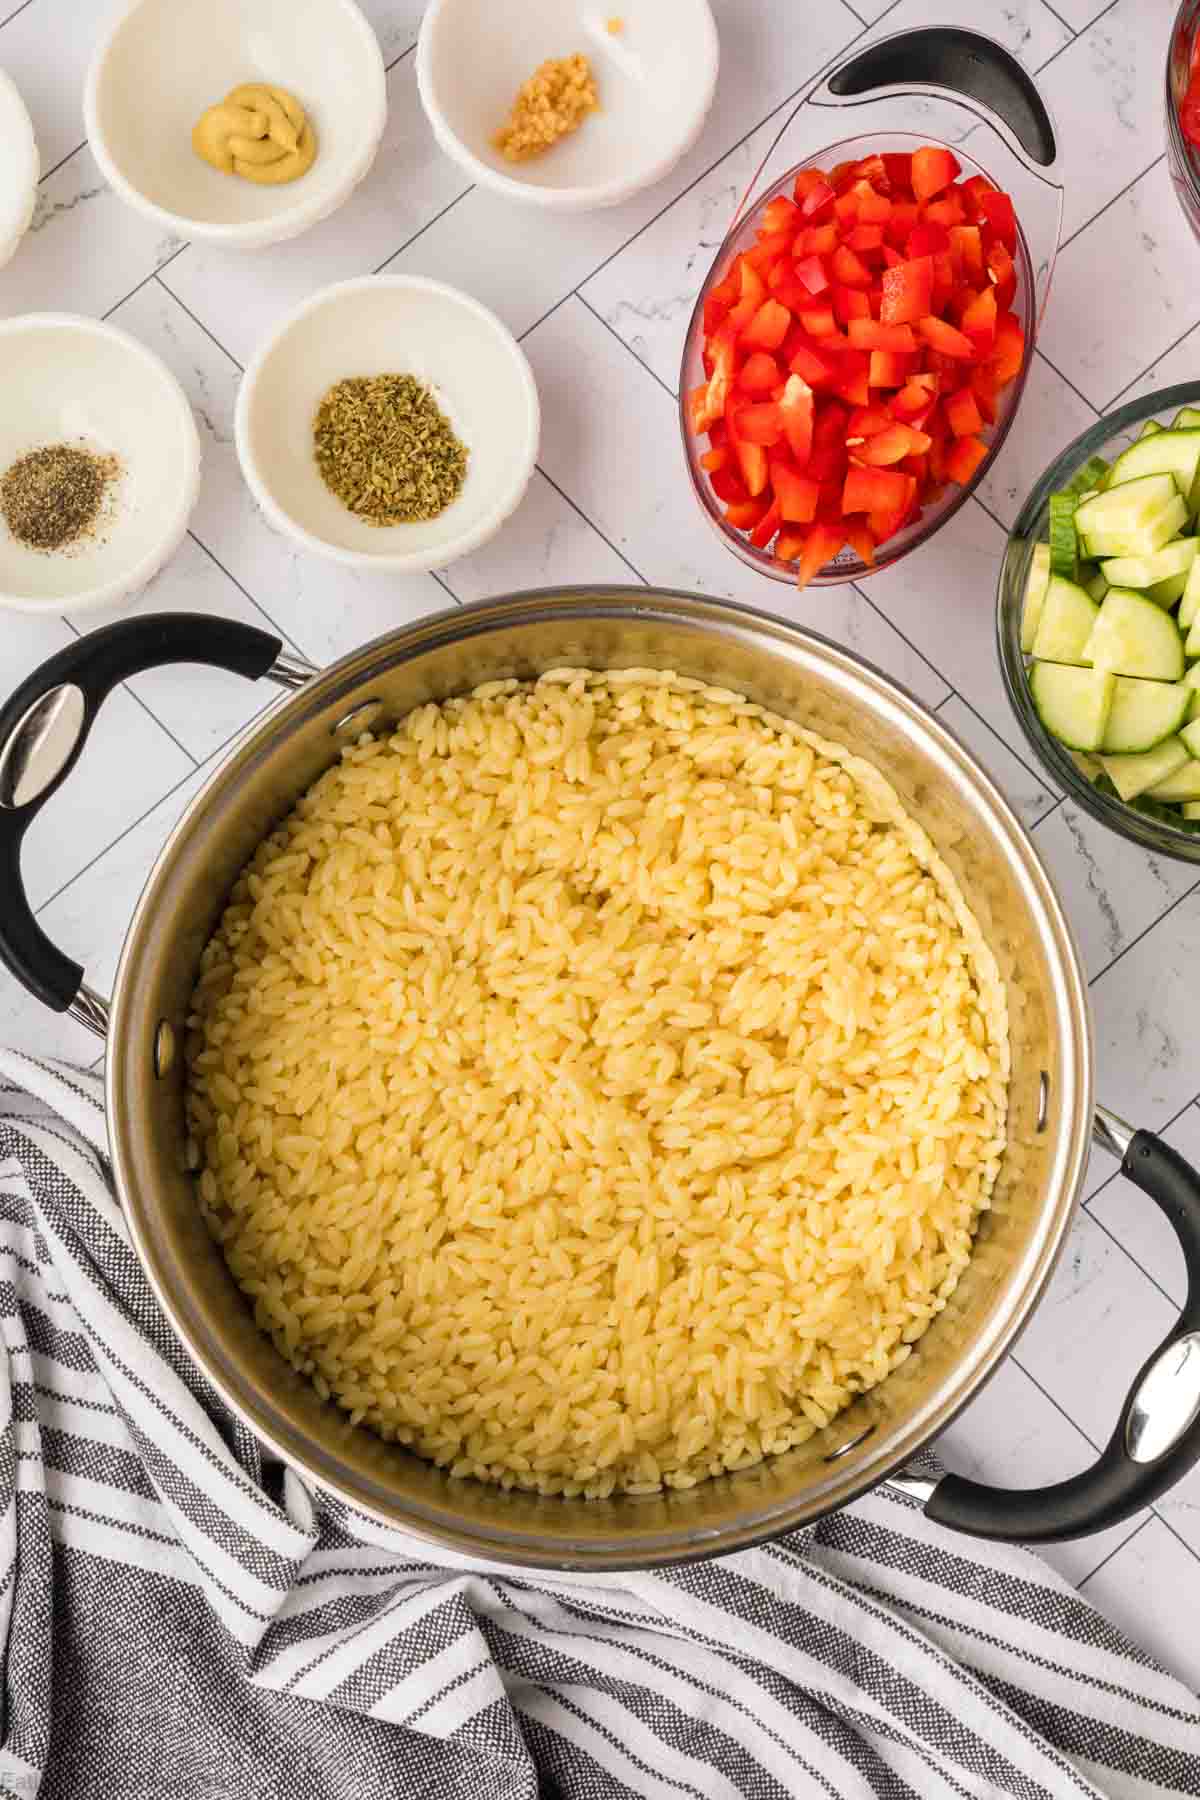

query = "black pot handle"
[
  {"left": 828, "top": 28, "right": 1057, "bottom": 169},
  {"left": 922, "top": 1113, "right": 1200, "bottom": 1543},
  {"left": 0, "top": 613, "right": 296, "bottom": 1018}
]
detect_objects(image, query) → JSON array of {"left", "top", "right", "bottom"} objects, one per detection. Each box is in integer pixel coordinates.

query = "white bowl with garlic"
[
  {"left": 84, "top": 0, "right": 386, "bottom": 249},
  {"left": 0, "top": 315, "right": 201, "bottom": 615},
  {"left": 0, "top": 67, "right": 38, "bottom": 269}
]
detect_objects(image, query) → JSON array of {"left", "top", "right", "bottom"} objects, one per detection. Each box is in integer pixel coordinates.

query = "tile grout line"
[
  {"left": 1087, "top": 872, "right": 1200, "bottom": 988},
  {"left": 1106, "top": 311, "right": 1200, "bottom": 411},
  {"left": 848, "top": 584, "right": 953, "bottom": 705},
  {"left": 1010, "top": 1352, "right": 1104, "bottom": 1452},
  {"left": 1034, "top": 0, "right": 1077, "bottom": 38},
  {"left": 60, "top": 618, "right": 198, "bottom": 768},
  {"left": 38, "top": 141, "right": 88, "bottom": 187},
  {"left": 1077, "top": 1513, "right": 1156, "bottom": 1590},
  {"left": 1034, "top": 348, "right": 1101, "bottom": 418},
  {"left": 931, "top": 677, "right": 1067, "bottom": 807},
  {"left": 535, "top": 465, "right": 652, "bottom": 586},
  {"left": 1083, "top": 1206, "right": 1181, "bottom": 1311},
  {"left": 1034, "top": 0, "right": 1119, "bottom": 74},
  {"left": 1154, "top": 1510, "right": 1200, "bottom": 1574},
  {"left": 576, "top": 293, "right": 681, "bottom": 402},
  {"left": 373, "top": 185, "right": 476, "bottom": 276},
  {"left": 0, "top": 0, "right": 36, "bottom": 27},
  {"left": 1083, "top": 1090, "right": 1200, "bottom": 1209},
  {"left": 428, "top": 569, "right": 464, "bottom": 607},
  {"left": 1057, "top": 154, "right": 1166, "bottom": 255},
  {"left": 153, "top": 274, "right": 244, "bottom": 370},
  {"left": 102, "top": 244, "right": 189, "bottom": 323},
  {"left": 185, "top": 532, "right": 307, "bottom": 661}
]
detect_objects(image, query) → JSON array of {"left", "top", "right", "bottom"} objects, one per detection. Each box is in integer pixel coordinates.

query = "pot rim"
[{"left": 105, "top": 586, "right": 1094, "bottom": 1567}]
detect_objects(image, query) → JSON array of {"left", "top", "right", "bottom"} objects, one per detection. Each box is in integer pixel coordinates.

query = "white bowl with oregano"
[
  {"left": 234, "top": 276, "right": 540, "bottom": 571},
  {"left": 0, "top": 315, "right": 201, "bottom": 614}
]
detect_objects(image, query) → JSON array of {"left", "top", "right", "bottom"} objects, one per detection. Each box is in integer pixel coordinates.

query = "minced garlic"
[{"left": 493, "top": 54, "right": 599, "bottom": 163}]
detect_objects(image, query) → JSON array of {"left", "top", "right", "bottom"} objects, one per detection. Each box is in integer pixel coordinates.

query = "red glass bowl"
[{"left": 1166, "top": 0, "right": 1200, "bottom": 242}]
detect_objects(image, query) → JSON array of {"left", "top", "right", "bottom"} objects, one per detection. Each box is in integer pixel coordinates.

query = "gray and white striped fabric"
[{"left": 2, "top": 1049, "right": 1197, "bottom": 1800}]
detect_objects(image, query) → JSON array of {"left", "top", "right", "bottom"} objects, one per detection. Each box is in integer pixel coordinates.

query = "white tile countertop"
[{"left": 3, "top": 0, "right": 1200, "bottom": 1694}]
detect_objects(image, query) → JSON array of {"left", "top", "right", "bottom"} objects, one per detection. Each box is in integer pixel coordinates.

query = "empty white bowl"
[
  {"left": 416, "top": 0, "right": 719, "bottom": 210},
  {"left": 0, "top": 67, "right": 38, "bottom": 269},
  {"left": 235, "top": 276, "right": 540, "bottom": 571},
  {"left": 84, "top": 0, "right": 386, "bottom": 250},
  {"left": 0, "top": 315, "right": 201, "bottom": 614}
]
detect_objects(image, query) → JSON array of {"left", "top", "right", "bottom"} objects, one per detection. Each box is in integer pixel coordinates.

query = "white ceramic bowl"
[
  {"left": 0, "top": 315, "right": 201, "bottom": 614},
  {"left": 416, "top": 0, "right": 719, "bottom": 211},
  {"left": 235, "top": 276, "right": 540, "bottom": 571},
  {"left": 84, "top": 0, "right": 386, "bottom": 250},
  {"left": 0, "top": 67, "right": 38, "bottom": 269}
]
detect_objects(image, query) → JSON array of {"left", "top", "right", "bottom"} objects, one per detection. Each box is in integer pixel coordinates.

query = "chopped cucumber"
[
  {"left": 1077, "top": 472, "right": 1179, "bottom": 534},
  {"left": 1180, "top": 718, "right": 1200, "bottom": 758},
  {"left": 1020, "top": 543, "right": 1051, "bottom": 654},
  {"left": 1145, "top": 759, "right": 1200, "bottom": 802},
  {"left": 1184, "top": 802, "right": 1200, "bottom": 820},
  {"left": 1099, "top": 676, "right": 1191, "bottom": 752},
  {"left": 1079, "top": 497, "right": 1189, "bottom": 560},
  {"left": 1103, "top": 429, "right": 1200, "bottom": 500},
  {"left": 1071, "top": 751, "right": 1104, "bottom": 780},
  {"left": 1030, "top": 664, "right": 1114, "bottom": 752},
  {"left": 1173, "top": 408, "right": 1200, "bottom": 430},
  {"left": 1139, "top": 419, "right": 1165, "bottom": 438},
  {"left": 1101, "top": 737, "right": 1190, "bottom": 800},
  {"left": 1085, "top": 569, "right": 1110, "bottom": 603},
  {"left": 1047, "top": 493, "right": 1078, "bottom": 579},
  {"left": 1187, "top": 609, "right": 1200, "bottom": 660},
  {"left": 1179, "top": 555, "right": 1200, "bottom": 629},
  {"left": 1101, "top": 538, "right": 1198, "bottom": 596},
  {"left": 1031, "top": 576, "right": 1098, "bottom": 666},
  {"left": 1066, "top": 453, "right": 1110, "bottom": 495},
  {"left": 1084, "top": 588, "right": 1185, "bottom": 680}
]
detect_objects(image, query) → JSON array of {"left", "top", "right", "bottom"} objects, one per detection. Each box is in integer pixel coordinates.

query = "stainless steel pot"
[{"left": 2, "top": 591, "right": 1200, "bottom": 1569}]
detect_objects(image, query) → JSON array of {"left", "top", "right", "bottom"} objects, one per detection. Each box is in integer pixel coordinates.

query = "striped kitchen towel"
[{"left": 2, "top": 1049, "right": 1197, "bottom": 1800}]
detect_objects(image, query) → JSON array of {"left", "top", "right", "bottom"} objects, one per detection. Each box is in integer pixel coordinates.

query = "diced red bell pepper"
[
  {"left": 852, "top": 154, "right": 890, "bottom": 189},
  {"left": 881, "top": 244, "right": 905, "bottom": 269},
  {"left": 800, "top": 178, "right": 836, "bottom": 219},
  {"left": 794, "top": 253, "right": 830, "bottom": 296},
  {"left": 710, "top": 466, "right": 749, "bottom": 505},
  {"left": 925, "top": 191, "right": 965, "bottom": 228},
  {"left": 749, "top": 496, "right": 783, "bottom": 549},
  {"left": 795, "top": 523, "right": 846, "bottom": 591},
  {"left": 930, "top": 250, "right": 957, "bottom": 311},
  {"left": 992, "top": 310, "right": 1025, "bottom": 383},
  {"left": 741, "top": 298, "right": 792, "bottom": 352},
  {"left": 960, "top": 286, "right": 997, "bottom": 355},
  {"left": 971, "top": 362, "right": 998, "bottom": 424},
  {"left": 738, "top": 351, "right": 781, "bottom": 395},
  {"left": 774, "top": 529, "right": 806, "bottom": 563},
  {"left": 727, "top": 257, "right": 767, "bottom": 332},
  {"left": 944, "top": 386, "right": 984, "bottom": 437},
  {"left": 814, "top": 399, "right": 848, "bottom": 445},
  {"left": 686, "top": 384, "right": 712, "bottom": 434},
  {"left": 856, "top": 421, "right": 932, "bottom": 466},
  {"left": 845, "top": 404, "right": 893, "bottom": 441},
  {"left": 798, "top": 302, "right": 839, "bottom": 337},
  {"left": 789, "top": 339, "right": 841, "bottom": 387},
  {"left": 979, "top": 189, "right": 1017, "bottom": 254},
  {"left": 734, "top": 402, "right": 783, "bottom": 446},
  {"left": 728, "top": 409, "right": 770, "bottom": 497},
  {"left": 848, "top": 179, "right": 892, "bottom": 224},
  {"left": 830, "top": 159, "right": 859, "bottom": 191},
  {"left": 793, "top": 168, "right": 826, "bottom": 200},
  {"left": 960, "top": 174, "right": 996, "bottom": 218},
  {"left": 868, "top": 503, "right": 914, "bottom": 544},
  {"left": 885, "top": 201, "right": 920, "bottom": 248},
  {"left": 745, "top": 235, "right": 793, "bottom": 277},
  {"left": 911, "top": 145, "right": 961, "bottom": 202},
  {"left": 703, "top": 294, "right": 730, "bottom": 335},
  {"left": 835, "top": 348, "right": 871, "bottom": 406},
  {"left": 881, "top": 152, "right": 912, "bottom": 192},
  {"left": 726, "top": 496, "right": 771, "bottom": 529},
  {"left": 891, "top": 380, "right": 937, "bottom": 426},
  {"left": 847, "top": 223, "right": 885, "bottom": 254},
  {"left": 769, "top": 274, "right": 820, "bottom": 313},
  {"left": 800, "top": 221, "right": 839, "bottom": 256},
  {"left": 760, "top": 195, "right": 800, "bottom": 237},
  {"left": 833, "top": 285, "right": 871, "bottom": 324},
  {"left": 986, "top": 239, "right": 1016, "bottom": 309},
  {"left": 879, "top": 255, "right": 934, "bottom": 325},
  {"left": 806, "top": 444, "right": 848, "bottom": 482},
  {"left": 844, "top": 520, "right": 877, "bottom": 566},
  {"left": 1182, "top": 85, "right": 1200, "bottom": 149},
  {"left": 918, "top": 315, "right": 975, "bottom": 359},
  {"left": 704, "top": 325, "right": 738, "bottom": 424},
  {"left": 699, "top": 446, "right": 727, "bottom": 473},
  {"left": 949, "top": 224, "right": 984, "bottom": 281},
  {"left": 707, "top": 262, "right": 740, "bottom": 310},
  {"left": 770, "top": 457, "right": 819, "bottom": 523},
  {"left": 831, "top": 243, "right": 873, "bottom": 288},
  {"left": 868, "top": 349, "right": 915, "bottom": 388},
  {"left": 846, "top": 319, "right": 917, "bottom": 351},
  {"left": 907, "top": 221, "right": 950, "bottom": 258},
  {"left": 834, "top": 188, "right": 860, "bottom": 225},
  {"left": 842, "top": 467, "right": 915, "bottom": 514},
  {"left": 901, "top": 451, "right": 929, "bottom": 487},
  {"left": 778, "top": 375, "right": 814, "bottom": 464},
  {"left": 945, "top": 434, "right": 989, "bottom": 485}
]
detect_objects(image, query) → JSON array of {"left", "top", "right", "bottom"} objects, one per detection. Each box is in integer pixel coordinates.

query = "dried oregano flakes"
[{"left": 312, "top": 374, "right": 469, "bottom": 526}]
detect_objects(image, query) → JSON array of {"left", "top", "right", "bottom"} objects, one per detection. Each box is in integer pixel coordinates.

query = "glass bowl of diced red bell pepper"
[
  {"left": 680, "top": 136, "right": 1032, "bottom": 589},
  {"left": 1167, "top": 0, "right": 1200, "bottom": 241}
]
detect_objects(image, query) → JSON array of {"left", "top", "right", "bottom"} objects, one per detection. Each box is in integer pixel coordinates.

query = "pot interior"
[{"left": 107, "top": 590, "right": 1091, "bottom": 1566}]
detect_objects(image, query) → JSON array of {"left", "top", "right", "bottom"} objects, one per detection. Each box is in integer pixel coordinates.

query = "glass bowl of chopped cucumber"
[{"left": 998, "top": 384, "right": 1200, "bottom": 859}]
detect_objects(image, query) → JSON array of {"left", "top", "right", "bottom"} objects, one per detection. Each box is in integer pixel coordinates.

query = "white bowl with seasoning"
[
  {"left": 84, "top": 0, "right": 386, "bottom": 250},
  {"left": 0, "top": 314, "right": 201, "bottom": 614},
  {"left": 416, "top": 0, "right": 719, "bottom": 211},
  {"left": 0, "top": 67, "right": 38, "bottom": 268},
  {"left": 235, "top": 276, "right": 540, "bottom": 571}
]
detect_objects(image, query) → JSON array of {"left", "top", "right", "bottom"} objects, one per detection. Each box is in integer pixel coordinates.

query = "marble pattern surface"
[{"left": 2, "top": 0, "right": 1200, "bottom": 1692}]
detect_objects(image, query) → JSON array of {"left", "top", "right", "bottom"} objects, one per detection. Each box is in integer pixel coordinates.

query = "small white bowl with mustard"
[
  {"left": 0, "top": 67, "right": 38, "bottom": 269},
  {"left": 84, "top": 0, "right": 387, "bottom": 250}
]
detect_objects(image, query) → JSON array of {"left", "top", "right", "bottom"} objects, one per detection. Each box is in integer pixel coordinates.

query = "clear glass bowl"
[
  {"left": 678, "top": 131, "right": 1039, "bottom": 588},
  {"left": 997, "top": 382, "right": 1200, "bottom": 863},
  {"left": 1166, "top": 0, "right": 1200, "bottom": 242}
]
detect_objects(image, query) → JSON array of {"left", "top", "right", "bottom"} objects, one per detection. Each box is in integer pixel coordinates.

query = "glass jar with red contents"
[
  {"left": 1167, "top": 0, "right": 1200, "bottom": 240},
  {"left": 679, "top": 29, "right": 1065, "bottom": 588}
]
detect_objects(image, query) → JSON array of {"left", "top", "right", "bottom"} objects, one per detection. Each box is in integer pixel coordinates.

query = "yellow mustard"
[{"left": 192, "top": 83, "right": 317, "bottom": 185}]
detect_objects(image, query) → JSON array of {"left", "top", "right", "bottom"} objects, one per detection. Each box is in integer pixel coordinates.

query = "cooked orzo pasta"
[{"left": 185, "top": 669, "right": 1008, "bottom": 1498}]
